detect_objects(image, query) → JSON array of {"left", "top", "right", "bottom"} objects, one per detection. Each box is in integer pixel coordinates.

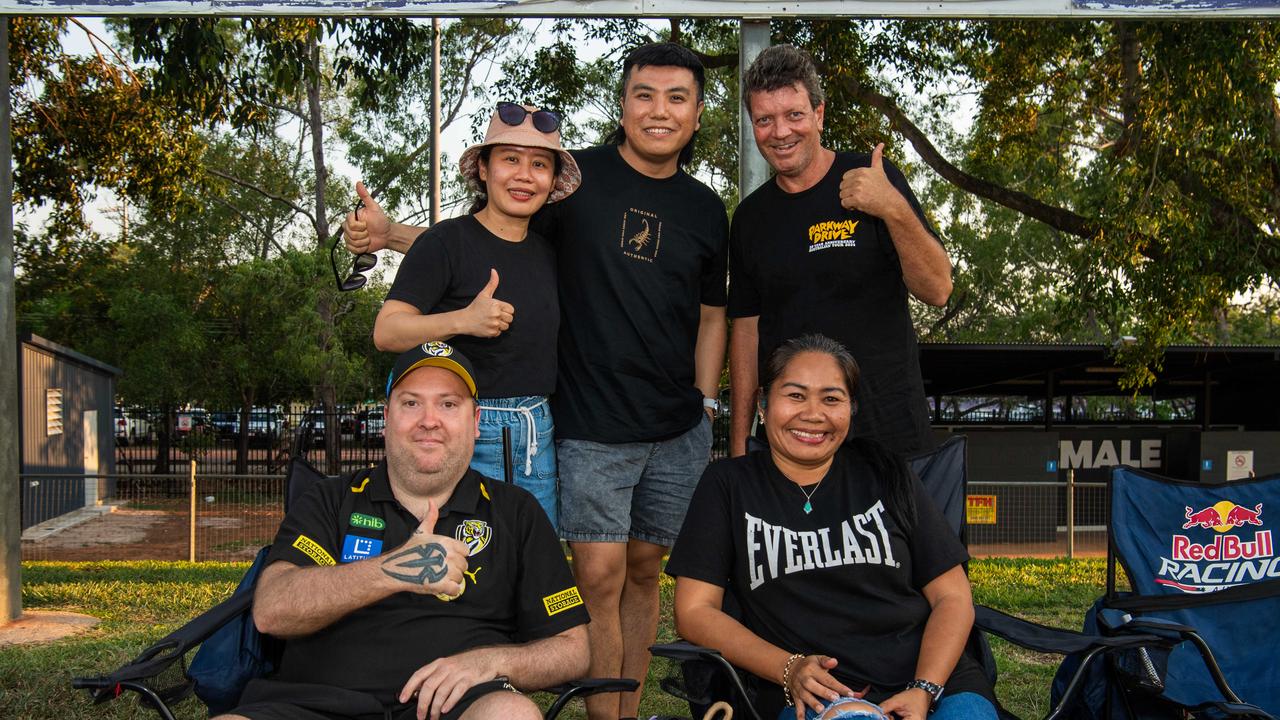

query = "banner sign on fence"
[{"left": 966, "top": 494, "right": 998, "bottom": 525}]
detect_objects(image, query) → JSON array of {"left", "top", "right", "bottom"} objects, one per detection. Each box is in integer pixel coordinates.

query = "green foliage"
[{"left": 9, "top": 18, "right": 207, "bottom": 233}]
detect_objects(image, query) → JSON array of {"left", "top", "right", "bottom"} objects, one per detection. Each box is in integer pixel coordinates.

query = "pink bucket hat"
[{"left": 458, "top": 103, "right": 582, "bottom": 203}]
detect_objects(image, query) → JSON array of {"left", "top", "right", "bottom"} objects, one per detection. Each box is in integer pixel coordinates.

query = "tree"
[
  {"left": 122, "top": 17, "right": 439, "bottom": 472},
  {"left": 9, "top": 18, "right": 206, "bottom": 237},
  {"left": 781, "top": 19, "right": 1280, "bottom": 385}
]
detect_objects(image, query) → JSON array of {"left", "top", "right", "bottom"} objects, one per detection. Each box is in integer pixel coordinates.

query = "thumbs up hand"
[
  {"left": 343, "top": 181, "right": 391, "bottom": 254},
  {"left": 838, "top": 143, "right": 908, "bottom": 220},
  {"left": 380, "top": 500, "right": 470, "bottom": 598},
  {"left": 461, "top": 269, "right": 515, "bottom": 338}
]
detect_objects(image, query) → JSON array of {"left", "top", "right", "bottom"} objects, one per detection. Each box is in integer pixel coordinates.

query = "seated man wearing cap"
[{"left": 216, "top": 341, "right": 590, "bottom": 720}]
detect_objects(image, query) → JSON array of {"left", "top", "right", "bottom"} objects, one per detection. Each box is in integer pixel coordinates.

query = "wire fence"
[{"left": 21, "top": 467, "right": 1111, "bottom": 562}]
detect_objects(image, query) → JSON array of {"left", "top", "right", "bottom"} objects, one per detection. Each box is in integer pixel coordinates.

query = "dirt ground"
[{"left": 22, "top": 502, "right": 285, "bottom": 562}]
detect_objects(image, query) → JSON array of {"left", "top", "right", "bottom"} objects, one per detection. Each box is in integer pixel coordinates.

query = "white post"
[{"left": 738, "top": 20, "right": 771, "bottom": 199}]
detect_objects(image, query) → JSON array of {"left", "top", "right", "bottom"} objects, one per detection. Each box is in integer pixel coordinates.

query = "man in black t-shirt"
[
  {"left": 343, "top": 45, "right": 728, "bottom": 720},
  {"left": 729, "top": 45, "right": 953, "bottom": 457},
  {"left": 217, "top": 343, "right": 589, "bottom": 720}
]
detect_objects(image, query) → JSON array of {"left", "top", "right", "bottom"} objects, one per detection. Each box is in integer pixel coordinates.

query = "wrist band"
[{"left": 782, "top": 653, "right": 806, "bottom": 706}]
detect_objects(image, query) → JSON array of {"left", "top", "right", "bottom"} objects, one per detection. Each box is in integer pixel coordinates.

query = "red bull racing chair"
[
  {"left": 70, "top": 441, "right": 634, "bottom": 719},
  {"left": 975, "top": 465, "right": 1280, "bottom": 720}
]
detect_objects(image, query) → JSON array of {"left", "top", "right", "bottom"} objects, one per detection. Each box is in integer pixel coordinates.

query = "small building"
[
  {"left": 921, "top": 343, "right": 1280, "bottom": 544},
  {"left": 18, "top": 334, "right": 120, "bottom": 530}
]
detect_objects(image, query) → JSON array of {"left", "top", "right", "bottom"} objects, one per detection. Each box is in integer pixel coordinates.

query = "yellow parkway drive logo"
[
  {"left": 455, "top": 519, "right": 492, "bottom": 555},
  {"left": 807, "top": 219, "right": 859, "bottom": 252}
]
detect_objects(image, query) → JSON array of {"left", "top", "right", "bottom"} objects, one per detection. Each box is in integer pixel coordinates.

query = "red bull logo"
[
  {"left": 1159, "top": 500, "right": 1278, "bottom": 593},
  {"left": 1182, "top": 501, "right": 1263, "bottom": 531}
]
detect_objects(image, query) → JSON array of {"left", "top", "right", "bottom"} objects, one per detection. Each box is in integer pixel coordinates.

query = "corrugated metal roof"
[{"left": 20, "top": 333, "right": 121, "bottom": 377}]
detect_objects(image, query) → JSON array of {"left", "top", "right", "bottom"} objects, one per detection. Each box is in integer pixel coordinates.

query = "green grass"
[{"left": 3, "top": 559, "right": 1106, "bottom": 720}]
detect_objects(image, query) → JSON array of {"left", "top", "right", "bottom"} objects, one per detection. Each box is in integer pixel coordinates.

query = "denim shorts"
[
  {"left": 778, "top": 692, "right": 996, "bottom": 720},
  {"left": 472, "top": 396, "right": 557, "bottom": 531},
  {"left": 558, "top": 414, "right": 713, "bottom": 546}
]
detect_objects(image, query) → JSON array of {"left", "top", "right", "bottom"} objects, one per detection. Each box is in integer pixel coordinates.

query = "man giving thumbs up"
[
  {"left": 727, "top": 44, "right": 953, "bottom": 458},
  {"left": 221, "top": 343, "right": 588, "bottom": 720}
]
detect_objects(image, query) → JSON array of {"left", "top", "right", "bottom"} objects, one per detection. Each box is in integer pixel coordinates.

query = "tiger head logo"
[
  {"left": 455, "top": 519, "right": 492, "bottom": 555},
  {"left": 420, "top": 341, "right": 454, "bottom": 357}
]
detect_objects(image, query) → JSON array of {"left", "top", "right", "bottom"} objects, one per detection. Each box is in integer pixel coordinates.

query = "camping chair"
[
  {"left": 651, "top": 435, "right": 995, "bottom": 720},
  {"left": 71, "top": 433, "right": 634, "bottom": 719},
  {"left": 975, "top": 466, "right": 1280, "bottom": 720}
]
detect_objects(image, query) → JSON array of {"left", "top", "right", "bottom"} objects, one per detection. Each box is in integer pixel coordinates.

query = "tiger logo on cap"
[{"left": 421, "top": 341, "right": 454, "bottom": 357}]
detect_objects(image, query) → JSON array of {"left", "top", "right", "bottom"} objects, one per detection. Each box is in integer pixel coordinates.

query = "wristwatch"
[
  {"left": 904, "top": 678, "right": 944, "bottom": 710},
  {"left": 703, "top": 397, "right": 721, "bottom": 417}
]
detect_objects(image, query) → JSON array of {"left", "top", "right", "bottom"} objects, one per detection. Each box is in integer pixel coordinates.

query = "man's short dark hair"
[
  {"left": 742, "top": 44, "right": 825, "bottom": 113},
  {"left": 604, "top": 42, "right": 705, "bottom": 168}
]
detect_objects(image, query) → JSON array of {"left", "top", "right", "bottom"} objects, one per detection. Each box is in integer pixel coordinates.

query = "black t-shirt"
[
  {"left": 728, "top": 152, "right": 935, "bottom": 455},
  {"left": 665, "top": 446, "right": 991, "bottom": 708},
  {"left": 534, "top": 145, "right": 729, "bottom": 443},
  {"left": 264, "top": 464, "right": 588, "bottom": 704},
  {"left": 387, "top": 214, "right": 558, "bottom": 398}
]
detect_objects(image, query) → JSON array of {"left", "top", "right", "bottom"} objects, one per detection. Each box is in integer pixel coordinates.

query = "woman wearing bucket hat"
[{"left": 370, "top": 102, "right": 581, "bottom": 530}]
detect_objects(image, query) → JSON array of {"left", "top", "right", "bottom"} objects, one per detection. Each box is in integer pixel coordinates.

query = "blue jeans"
[
  {"left": 558, "top": 414, "right": 713, "bottom": 546},
  {"left": 778, "top": 692, "right": 996, "bottom": 720},
  {"left": 471, "top": 396, "right": 557, "bottom": 531}
]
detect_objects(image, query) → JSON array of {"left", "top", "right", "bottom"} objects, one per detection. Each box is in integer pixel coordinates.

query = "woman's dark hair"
[
  {"left": 762, "top": 334, "right": 917, "bottom": 531},
  {"left": 467, "top": 146, "right": 564, "bottom": 215},
  {"left": 603, "top": 42, "right": 705, "bottom": 169}
]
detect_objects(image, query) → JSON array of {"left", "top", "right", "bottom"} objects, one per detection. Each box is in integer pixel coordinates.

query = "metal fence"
[
  {"left": 22, "top": 467, "right": 1111, "bottom": 562},
  {"left": 29, "top": 405, "right": 1108, "bottom": 560},
  {"left": 966, "top": 480, "right": 1108, "bottom": 558}
]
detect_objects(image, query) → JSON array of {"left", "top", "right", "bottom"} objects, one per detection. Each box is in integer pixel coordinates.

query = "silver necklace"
[{"left": 798, "top": 480, "right": 823, "bottom": 514}]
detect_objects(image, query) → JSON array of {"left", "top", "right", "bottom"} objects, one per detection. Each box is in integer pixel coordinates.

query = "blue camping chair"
[
  {"left": 651, "top": 435, "right": 996, "bottom": 720},
  {"left": 71, "top": 439, "right": 634, "bottom": 719},
  {"left": 975, "top": 466, "right": 1279, "bottom": 720}
]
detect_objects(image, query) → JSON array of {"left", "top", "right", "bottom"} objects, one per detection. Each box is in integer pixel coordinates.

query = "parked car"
[
  {"left": 123, "top": 407, "right": 155, "bottom": 442},
  {"left": 302, "top": 409, "right": 327, "bottom": 447},
  {"left": 210, "top": 412, "right": 240, "bottom": 440},
  {"left": 247, "top": 408, "right": 283, "bottom": 446},
  {"left": 114, "top": 407, "right": 129, "bottom": 443},
  {"left": 363, "top": 407, "right": 385, "bottom": 447}
]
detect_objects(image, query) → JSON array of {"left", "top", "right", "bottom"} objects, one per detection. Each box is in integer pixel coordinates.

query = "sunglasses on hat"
[{"left": 496, "top": 101, "right": 561, "bottom": 134}]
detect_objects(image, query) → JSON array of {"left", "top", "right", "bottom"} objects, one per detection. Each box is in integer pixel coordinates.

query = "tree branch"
[
  {"left": 1113, "top": 21, "right": 1143, "bottom": 158},
  {"left": 834, "top": 73, "right": 1102, "bottom": 240},
  {"left": 690, "top": 49, "right": 738, "bottom": 70},
  {"left": 208, "top": 168, "right": 312, "bottom": 222},
  {"left": 210, "top": 195, "right": 286, "bottom": 257}
]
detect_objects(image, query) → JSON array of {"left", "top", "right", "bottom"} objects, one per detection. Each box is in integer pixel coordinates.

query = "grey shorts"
[{"left": 558, "top": 415, "right": 713, "bottom": 546}]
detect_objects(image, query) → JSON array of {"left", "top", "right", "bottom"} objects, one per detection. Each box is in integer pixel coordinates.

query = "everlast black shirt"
[{"left": 263, "top": 464, "right": 588, "bottom": 704}]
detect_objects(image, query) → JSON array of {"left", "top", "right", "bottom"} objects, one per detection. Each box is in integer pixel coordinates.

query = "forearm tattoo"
[{"left": 382, "top": 543, "right": 448, "bottom": 585}]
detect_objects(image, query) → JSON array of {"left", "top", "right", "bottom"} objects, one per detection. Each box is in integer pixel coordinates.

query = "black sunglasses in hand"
[{"left": 330, "top": 204, "right": 378, "bottom": 292}]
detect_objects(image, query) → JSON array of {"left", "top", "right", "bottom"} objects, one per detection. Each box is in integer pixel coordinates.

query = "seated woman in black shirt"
[{"left": 666, "top": 334, "right": 996, "bottom": 720}]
